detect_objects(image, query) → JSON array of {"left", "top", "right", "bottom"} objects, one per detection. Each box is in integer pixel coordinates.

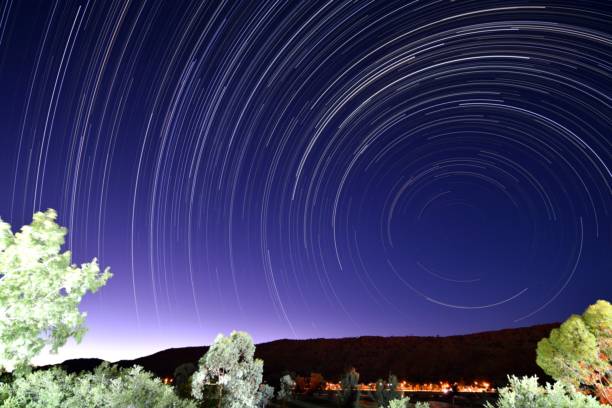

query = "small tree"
[
  {"left": 309, "top": 372, "right": 325, "bottom": 394},
  {"left": 191, "top": 331, "right": 263, "bottom": 408},
  {"left": 0, "top": 210, "right": 111, "bottom": 374},
  {"left": 485, "top": 375, "right": 603, "bottom": 408},
  {"left": 277, "top": 374, "right": 295, "bottom": 406},
  {"left": 537, "top": 300, "right": 611, "bottom": 403},
  {"left": 338, "top": 367, "right": 360, "bottom": 408},
  {"left": 295, "top": 375, "right": 306, "bottom": 393},
  {"left": 371, "top": 374, "right": 401, "bottom": 407},
  {"left": 174, "top": 362, "right": 197, "bottom": 399}
]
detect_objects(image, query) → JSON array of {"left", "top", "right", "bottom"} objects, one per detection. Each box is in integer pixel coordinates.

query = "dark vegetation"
[{"left": 50, "top": 323, "right": 558, "bottom": 386}]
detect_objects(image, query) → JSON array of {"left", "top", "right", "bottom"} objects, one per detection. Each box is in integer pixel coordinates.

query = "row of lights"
[{"left": 324, "top": 380, "right": 493, "bottom": 393}]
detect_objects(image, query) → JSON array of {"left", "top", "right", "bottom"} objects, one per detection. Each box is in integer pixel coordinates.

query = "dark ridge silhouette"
[{"left": 47, "top": 323, "right": 558, "bottom": 385}]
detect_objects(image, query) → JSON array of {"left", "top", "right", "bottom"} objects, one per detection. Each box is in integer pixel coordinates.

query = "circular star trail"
[{"left": 0, "top": 0, "right": 610, "bottom": 349}]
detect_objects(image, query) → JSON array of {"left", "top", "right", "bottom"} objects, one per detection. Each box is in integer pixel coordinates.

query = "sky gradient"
[{"left": 0, "top": 0, "right": 610, "bottom": 365}]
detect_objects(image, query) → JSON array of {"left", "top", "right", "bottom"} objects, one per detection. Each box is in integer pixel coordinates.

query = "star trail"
[{"left": 0, "top": 0, "right": 610, "bottom": 363}]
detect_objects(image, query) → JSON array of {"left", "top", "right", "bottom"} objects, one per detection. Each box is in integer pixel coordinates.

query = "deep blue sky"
[{"left": 0, "top": 0, "right": 610, "bottom": 363}]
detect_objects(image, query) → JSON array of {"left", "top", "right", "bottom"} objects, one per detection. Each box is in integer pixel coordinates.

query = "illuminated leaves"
[
  {"left": 536, "top": 300, "right": 611, "bottom": 404},
  {"left": 191, "top": 331, "right": 263, "bottom": 408},
  {"left": 0, "top": 209, "right": 111, "bottom": 374},
  {"left": 485, "top": 375, "right": 603, "bottom": 408}
]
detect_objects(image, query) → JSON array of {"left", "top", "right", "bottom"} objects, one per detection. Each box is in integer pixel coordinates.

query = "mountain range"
[{"left": 49, "top": 323, "right": 558, "bottom": 386}]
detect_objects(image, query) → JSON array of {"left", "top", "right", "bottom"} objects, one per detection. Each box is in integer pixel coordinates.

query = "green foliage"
[
  {"left": 387, "top": 397, "right": 410, "bottom": 408},
  {"left": 485, "top": 375, "right": 603, "bottom": 408},
  {"left": 0, "top": 210, "right": 111, "bottom": 374},
  {"left": 536, "top": 300, "right": 611, "bottom": 403},
  {"left": 384, "top": 396, "right": 431, "bottom": 408},
  {"left": 0, "top": 363, "right": 195, "bottom": 408},
  {"left": 582, "top": 300, "right": 612, "bottom": 365},
  {"left": 191, "top": 331, "right": 264, "bottom": 408}
]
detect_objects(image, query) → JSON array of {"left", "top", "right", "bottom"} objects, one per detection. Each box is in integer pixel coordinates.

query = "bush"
[
  {"left": 257, "top": 384, "right": 274, "bottom": 408},
  {"left": 386, "top": 397, "right": 429, "bottom": 408},
  {"left": 0, "top": 363, "right": 194, "bottom": 408},
  {"left": 388, "top": 397, "right": 410, "bottom": 408},
  {"left": 485, "top": 375, "right": 604, "bottom": 408}
]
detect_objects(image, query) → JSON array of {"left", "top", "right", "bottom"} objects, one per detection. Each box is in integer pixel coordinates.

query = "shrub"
[
  {"left": 485, "top": 375, "right": 603, "bottom": 408},
  {"left": 0, "top": 363, "right": 194, "bottom": 408},
  {"left": 257, "top": 384, "right": 274, "bottom": 408},
  {"left": 388, "top": 397, "right": 410, "bottom": 408}
]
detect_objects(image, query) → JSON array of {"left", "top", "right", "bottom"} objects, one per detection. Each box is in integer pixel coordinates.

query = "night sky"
[{"left": 0, "top": 1, "right": 610, "bottom": 364}]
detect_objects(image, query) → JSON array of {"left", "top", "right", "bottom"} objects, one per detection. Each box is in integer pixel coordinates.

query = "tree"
[
  {"left": 0, "top": 209, "right": 111, "bottom": 374},
  {"left": 277, "top": 374, "right": 295, "bottom": 406},
  {"left": 338, "top": 367, "right": 360, "bottom": 408},
  {"left": 174, "top": 362, "right": 197, "bottom": 399},
  {"left": 309, "top": 372, "right": 325, "bottom": 394},
  {"left": 537, "top": 300, "right": 611, "bottom": 404},
  {"left": 485, "top": 375, "right": 603, "bottom": 408},
  {"left": 371, "top": 374, "right": 401, "bottom": 407},
  {"left": 294, "top": 375, "right": 306, "bottom": 393},
  {"left": 191, "top": 331, "right": 263, "bottom": 408}
]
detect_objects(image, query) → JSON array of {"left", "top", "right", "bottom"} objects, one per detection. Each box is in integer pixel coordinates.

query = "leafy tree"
[
  {"left": 191, "top": 331, "right": 263, "bottom": 408},
  {"left": 485, "top": 375, "right": 603, "bottom": 408},
  {"left": 174, "top": 362, "right": 197, "bottom": 399},
  {"left": 0, "top": 209, "right": 111, "bottom": 374},
  {"left": 277, "top": 374, "right": 295, "bottom": 406},
  {"left": 537, "top": 300, "right": 611, "bottom": 403}
]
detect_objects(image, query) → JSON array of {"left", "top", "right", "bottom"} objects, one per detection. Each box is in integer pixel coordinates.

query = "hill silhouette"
[{"left": 50, "top": 323, "right": 558, "bottom": 386}]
